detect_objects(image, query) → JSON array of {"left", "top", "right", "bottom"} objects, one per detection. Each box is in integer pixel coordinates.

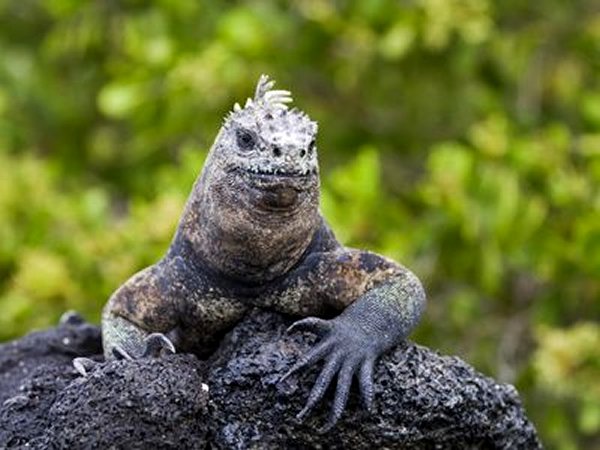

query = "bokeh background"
[{"left": 0, "top": 1, "right": 599, "bottom": 448}]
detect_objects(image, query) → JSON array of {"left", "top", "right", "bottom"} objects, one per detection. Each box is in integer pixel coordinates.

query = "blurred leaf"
[
  {"left": 98, "top": 82, "right": 144, "bottom": 119},
  {"left": 0, "top": 2, "right": 598, "bottom": 447}
]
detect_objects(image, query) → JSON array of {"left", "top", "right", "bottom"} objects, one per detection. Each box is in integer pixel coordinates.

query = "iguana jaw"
[
  {"left": 242, "top": 166, "right": 317, "bottom": 178},
  {"left": 237, "top": 169, "right": 318, "bottom": 213}
]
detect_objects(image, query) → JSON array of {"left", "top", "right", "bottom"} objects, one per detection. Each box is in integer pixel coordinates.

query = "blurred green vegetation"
[{"left": 0, "top": 0, "right": 599, "bottom": 448}]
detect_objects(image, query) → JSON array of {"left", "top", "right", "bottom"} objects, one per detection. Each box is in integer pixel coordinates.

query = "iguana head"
[
  {"left": 202, "top": 74, "right": 320, "bottom": 213},
  {"left": 219, "top": 74, "right": 319, "bottom": 180},
  {"left": 182, "top": 75, "right": 322, "bottom": 282}
]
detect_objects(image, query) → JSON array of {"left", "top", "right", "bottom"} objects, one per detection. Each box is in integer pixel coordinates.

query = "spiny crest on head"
[
  {"left": 253, "top": 74, "right": 293, "bottom": 110},
  {"left": 227, "top": 75, "right": 294, "bottom": 121},
  {"left": 224, "top": 75, "right": 317, "bottom": 137}
]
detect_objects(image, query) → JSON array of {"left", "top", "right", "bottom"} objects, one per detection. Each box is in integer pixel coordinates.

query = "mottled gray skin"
[{"left": 101, "top": 75, "right": 426, "bottom": 426}]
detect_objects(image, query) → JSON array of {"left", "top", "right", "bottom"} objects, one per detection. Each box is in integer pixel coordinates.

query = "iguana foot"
[
  {"left": 73, "top": 357, "right": 98, "bottom": 376},
  {"left": 281, "top": 316, "right": 377, "bottom": 430},
  {"left": 112, "top": 333, "right": 176, "bottom": 360},
  {"left": 73, "top": 333, "right": 175, "bottom": 376}
]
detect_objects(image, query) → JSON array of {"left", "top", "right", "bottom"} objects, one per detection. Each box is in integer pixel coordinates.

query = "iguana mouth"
[
  {"left": 230, "top": 166, "right": 316, "bottom": 210},
  {"left": 242, "top": 167, "right": 316, "bottom": 178}
]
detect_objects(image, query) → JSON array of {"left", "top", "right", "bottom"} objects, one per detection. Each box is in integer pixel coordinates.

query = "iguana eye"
[{"left": 236, "top": 129, "right": 256, "bottom": 151}]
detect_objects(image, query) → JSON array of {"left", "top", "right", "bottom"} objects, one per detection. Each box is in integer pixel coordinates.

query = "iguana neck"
[{"left": 172, "top": 156, "right": 321, "bottom": 284}]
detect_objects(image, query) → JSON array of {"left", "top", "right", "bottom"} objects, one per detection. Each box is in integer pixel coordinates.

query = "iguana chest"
[{"left": 176, "top": 289, "right": 249, "bottom": 356}]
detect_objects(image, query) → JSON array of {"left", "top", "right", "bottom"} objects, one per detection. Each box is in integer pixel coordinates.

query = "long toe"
[
  {"left": 142, "top": 333, "right": 176, "bottom": 358},
  {"left": 297, "top": 355, "right": 342, "bottom": 421},
  {"left": 280, "top": 339, "right": 333, "bottom": 383},
  {"left": 328, "top": 360, "right": 357, "bottom": 426},
  {"left": 359, "top": 357, "right": 376, "bottom": 412},
  {"left": 286, "top": 317, "right": 331, "bottom": 335},
  {"left": 73, "top": 357, "right": 97, "bottom": 376},
  {"left": 112, "top": 346, "right": 134, "bottom": 360}
]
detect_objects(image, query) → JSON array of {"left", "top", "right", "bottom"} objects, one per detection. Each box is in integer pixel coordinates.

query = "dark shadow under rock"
[{"left": 0, "top": 310, "right": 542, "bottom": 449}]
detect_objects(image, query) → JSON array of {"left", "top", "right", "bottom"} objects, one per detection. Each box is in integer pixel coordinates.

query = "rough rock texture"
[
  {"left": 0, "top": 320, "right": 101, "bottom": 447},
  {"left": 0, "top": 310, "right": 542, "bottom": 449}
]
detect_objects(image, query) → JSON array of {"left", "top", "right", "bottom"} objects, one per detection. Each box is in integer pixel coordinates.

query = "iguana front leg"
[
  {"left": 100, "top": 258, "right": 184, "bottom": 359},
  {"left": 280, "top": 250, "right": 426, "bottom": 428},
  {"left": 73, "top": 312, "right": 176, "bottom": 376},
  {"left": 73, "top": 258, "right": 185, "bottom": 375}
]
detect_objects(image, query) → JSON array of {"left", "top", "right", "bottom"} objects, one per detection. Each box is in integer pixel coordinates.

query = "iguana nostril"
[
  {"left": 273, "top": 146, "right": 282, "bottom": 157},
  {"left": 299, "top": 149, "right": 306, "bottom": 158}
]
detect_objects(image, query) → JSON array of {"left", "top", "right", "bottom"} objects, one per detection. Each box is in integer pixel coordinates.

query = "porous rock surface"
[{"left": 0, "top": 310, "right": 542, "bottom": 449}]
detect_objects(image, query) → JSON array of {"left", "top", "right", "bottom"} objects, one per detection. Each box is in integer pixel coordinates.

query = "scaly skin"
[{"left": 99, "top": 75, "right": 426, "bottom": 427}]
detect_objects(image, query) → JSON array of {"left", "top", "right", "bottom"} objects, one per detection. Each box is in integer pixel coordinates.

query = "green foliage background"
[{"left": 0, "top": 1, "right": 599, "bottom": 448}]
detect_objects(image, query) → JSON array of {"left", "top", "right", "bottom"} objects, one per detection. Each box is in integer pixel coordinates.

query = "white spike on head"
[{"left": 218, "top": 74, "right": 319, "bottom": 178}]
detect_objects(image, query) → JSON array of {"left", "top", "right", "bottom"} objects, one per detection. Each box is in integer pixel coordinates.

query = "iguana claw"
[
  {"left": 73, "top": 333, "right": 176, "bottom": 376},
  {"left": 73, "top": 357, "right": 98, "bottom": 376},
  {"left": 142, "top": 333, "right": 176, "bottom": 357},
  {"left": 282, "top": 315, "right": 377, "bottom": 428},
  {"left": 111, "top": 332, "right": 176, "bottom": 360}
]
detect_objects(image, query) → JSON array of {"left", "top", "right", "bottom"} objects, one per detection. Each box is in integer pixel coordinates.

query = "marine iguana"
[{"left": 76, "top": 75, "right": 426, "bottom": 427}]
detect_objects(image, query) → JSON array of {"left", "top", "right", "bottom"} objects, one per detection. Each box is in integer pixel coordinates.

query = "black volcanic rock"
[
  {"left": 40, "top": 354, "right": 209, "bottom": 449},
  {"left": 0, "top": 310, "right": 542, "bottom": 449},
  {"left": 0, "top": 320, "right": 101, "bottom": 447}
]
